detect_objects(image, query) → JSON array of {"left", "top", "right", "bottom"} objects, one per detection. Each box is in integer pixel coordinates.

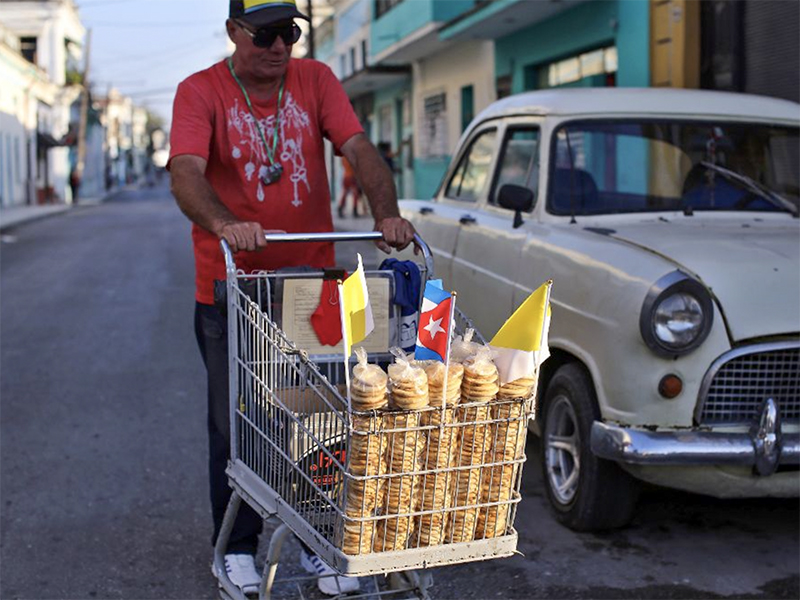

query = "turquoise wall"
[
  {"left": 414, "top": 156, "right": 451, "bottom": 200},
  {"left": 373, "top": 81, "right": 410, "bottom": 145},
  {"left": 371, "top": 0, "right": 474, "bottom": 57},
  {"left": 615, "top": 0, "right": 650, "bottom": 87},
  {"left": 495, "top": 0, "right": 649, "bottom": 94}
]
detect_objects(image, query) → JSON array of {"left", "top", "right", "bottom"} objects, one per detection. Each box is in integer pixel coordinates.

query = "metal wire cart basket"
[{"left": 214, "top": 232, "right": 537, "bottom": 599}]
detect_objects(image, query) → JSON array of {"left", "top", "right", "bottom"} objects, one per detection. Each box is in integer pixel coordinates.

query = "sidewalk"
[
  {"left": 0, "top": 187, "right": 127, "bottom": 233},
  {"left": 331, "top": 203, "right": 376, "bottom": 233},
  {"left": 0, "top": 196, "right": 379, "bottom": 236}
]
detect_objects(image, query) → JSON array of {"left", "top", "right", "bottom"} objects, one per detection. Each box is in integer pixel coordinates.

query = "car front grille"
[{"left": 697, "top": 342, "right": 800, "bottom": 425}]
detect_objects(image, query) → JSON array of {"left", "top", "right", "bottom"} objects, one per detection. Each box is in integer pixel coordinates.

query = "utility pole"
[
  {"left": 75, "top": 28, "right": 92, "bottom": 185},
  {"left": 306, "top": 0, "right": 315, "bottom": 59}
]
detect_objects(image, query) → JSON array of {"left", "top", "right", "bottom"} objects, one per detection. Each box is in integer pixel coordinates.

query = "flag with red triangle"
[{"left": 414, "top": 279, "right": 453, "bottom": 363}]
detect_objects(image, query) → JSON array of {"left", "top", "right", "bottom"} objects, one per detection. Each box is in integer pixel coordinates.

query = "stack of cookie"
[
  {"left": 342, "top": 411, "right": 387, "bottom": 554},
  {"left": 422, "top": 361, "right": 464, "bottom": 407},
  {"left": 388, "top": 361, "right": 430, "bottom": 410},
  {"left": 350, "top": 349, "right": 389, "bottom": 411},
  {"left": 460, "top": 352, "right": 500, "bottom": 402},
  {"left": 415, "top": 404, "right": 459, "bottom": 546},
  {"left": 341, "top": 360, "right": 388, "bottom": 555},
  {"left": 497, "top": 376, "right": 537, "bottom": 402},
  {"left": 475, "top": 398, "right": 527, "bottom": 540},
  {"left": 411, "top": 358, "right": 463, "bottom": 546},
  {"left": 447, "top": 403, "right": 491, "bottom": 543},
  {"left": 447, "top": 352, "right": 498, "bottom": 543},
  {"left": 374, "top": 410, "right": 424, "bottom": 552}
]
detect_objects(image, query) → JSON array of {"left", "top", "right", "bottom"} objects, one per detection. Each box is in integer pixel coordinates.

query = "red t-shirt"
[{"left": 168, "top": 58, "right": 364, "bottom": 304}]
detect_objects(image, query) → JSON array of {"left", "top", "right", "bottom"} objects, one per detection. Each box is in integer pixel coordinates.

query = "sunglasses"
[{"left": 235, "top": 20, "right": 302, "bottom": 48}]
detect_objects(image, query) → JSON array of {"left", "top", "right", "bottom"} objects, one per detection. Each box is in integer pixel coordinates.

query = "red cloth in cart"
[
  {"left": 311, "top": 277, "right": 347, "bottom": 346},
  {"left": 168, "top": 58, "right": 364, "bottom": 305}
]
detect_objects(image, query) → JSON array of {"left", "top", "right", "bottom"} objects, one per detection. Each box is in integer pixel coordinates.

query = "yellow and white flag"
[
  {"left": 489, "top": 280, "right": 552, "bottom": 385},
  {"left": 339, "top": 253, "right": 374, "bottom": 357}
]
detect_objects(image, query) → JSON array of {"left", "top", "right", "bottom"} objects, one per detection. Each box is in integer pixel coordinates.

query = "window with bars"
[{"left": 419, "top": 92, "right": 448, "bottom": 158}]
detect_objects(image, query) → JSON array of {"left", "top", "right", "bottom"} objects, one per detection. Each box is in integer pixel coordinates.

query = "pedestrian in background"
[
  {"left": 377, "top": 141, "right": 397, "bottom": 174},
  {"left": 167, "top": 0, "right": 416, "bottom": 596},
  {"left": 337, "top": 156, "right": 362, "bottom": 218},
  {"left": 69, "top": 167, "right": 81, "bottom": 205}
]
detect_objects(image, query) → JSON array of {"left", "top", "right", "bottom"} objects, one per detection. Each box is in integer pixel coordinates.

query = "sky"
[{"left": 75, "top": 0, "right": 234, "bottom": 129}]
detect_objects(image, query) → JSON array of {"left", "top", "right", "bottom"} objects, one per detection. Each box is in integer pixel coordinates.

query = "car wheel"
[{"left": 540, "top": 362, "right": 639, "bottom": 531}]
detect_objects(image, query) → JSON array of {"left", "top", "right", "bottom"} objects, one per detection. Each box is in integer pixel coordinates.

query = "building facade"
[
  {"left": 318, "top": 0, "right": 798, "bottom": 203},
  {"left": 0, "top": 0, "right": 160, "bottom": 208},
  {"left": 0, "top": 0, "right": 84, "bottom": 206}
]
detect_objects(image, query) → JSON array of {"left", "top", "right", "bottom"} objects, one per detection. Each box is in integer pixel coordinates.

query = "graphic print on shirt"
[{"left": 227, "top": 93, "right": 311, "bottom": 206}]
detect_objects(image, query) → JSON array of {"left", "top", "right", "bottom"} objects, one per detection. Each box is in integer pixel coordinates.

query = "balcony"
[
  {"left": 370, "top": 0, "right": 474, "bottom": 64},
  {"left": 340, "top": 64, "right": 411, "bottom": 98},
  {"left": 439, "top": 0, "right": 588, "bottom": 41}
]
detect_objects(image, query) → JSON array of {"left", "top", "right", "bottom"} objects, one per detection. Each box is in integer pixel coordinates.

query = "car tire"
[{"left": 540, "top": 362, "right": 639, "bottom": 531}]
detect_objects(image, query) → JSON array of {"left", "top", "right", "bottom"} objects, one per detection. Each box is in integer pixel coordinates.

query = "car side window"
[
  {"left": 490, "top": 128, "right": 540, "bottom": 210},
  {"left": 444, "top": 128, "right": 497, "bottom": 202}
]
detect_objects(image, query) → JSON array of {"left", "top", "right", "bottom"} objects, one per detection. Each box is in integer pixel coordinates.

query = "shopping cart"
[{"left": 213, "top": 232, "right": 536, "bottom": 600}]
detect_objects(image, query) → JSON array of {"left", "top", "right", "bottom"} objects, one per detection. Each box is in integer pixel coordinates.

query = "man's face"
[{"left": 227, "top": 18, "right": 295, "bottom": 81}]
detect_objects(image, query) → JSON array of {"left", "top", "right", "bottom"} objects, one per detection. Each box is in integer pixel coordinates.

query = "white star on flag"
[{"left": 424, "top": 315, "right": 445, "bottom": 339}]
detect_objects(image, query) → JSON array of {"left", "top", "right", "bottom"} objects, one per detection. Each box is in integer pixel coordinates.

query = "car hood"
[{"left": 603, "top": 217, "right": 800, "bottom": 342}]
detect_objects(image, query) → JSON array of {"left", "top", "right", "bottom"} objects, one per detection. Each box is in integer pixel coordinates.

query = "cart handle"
[{"left": 221, "top": 231, "right": 434, "bottom": 278}]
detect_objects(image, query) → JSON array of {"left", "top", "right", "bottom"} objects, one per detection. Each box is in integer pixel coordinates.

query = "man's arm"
[
  {"left": 340, "top": 133, "right": 416, "bottom": 253},
  {"left": 169, "top": 155, "right": 267, "bottom": 253}
]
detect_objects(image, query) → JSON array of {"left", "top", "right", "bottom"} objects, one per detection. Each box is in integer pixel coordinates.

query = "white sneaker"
[
  {"left": 219, "top": 553, "right": 261, "bottom": 596},
  {"left": 300, "top": 549, "right": 360, "bottom": 596}
]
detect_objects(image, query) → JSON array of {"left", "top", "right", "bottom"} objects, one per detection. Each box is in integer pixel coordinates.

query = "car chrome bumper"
[{"left": 591, "top": 399, "right": 800, "bottom": 476}]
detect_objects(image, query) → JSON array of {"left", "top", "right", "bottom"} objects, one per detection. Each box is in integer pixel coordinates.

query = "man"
[{"left": 168, "top": 0, "right": 416, "bottom": 595}]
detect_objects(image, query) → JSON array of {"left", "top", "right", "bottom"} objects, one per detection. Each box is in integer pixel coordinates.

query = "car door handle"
[
  {"left": 459, "top": 215, "right": 477, "bottom": 225},
  {"left": 419, "top": 206, "right": 434, "bottom": 215}
]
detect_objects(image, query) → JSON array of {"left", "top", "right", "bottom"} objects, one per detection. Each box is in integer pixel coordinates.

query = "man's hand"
[
  {"left": 374, "top": 216, "right": 417, "bottom": 254},
  {"left": 217, "top": 221, "right": 268, "bottom": 253}
]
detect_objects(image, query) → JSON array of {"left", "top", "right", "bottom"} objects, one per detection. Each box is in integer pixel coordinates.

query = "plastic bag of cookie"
[
  {"left": 450, "top": 327, "right": 481, "bottom": 364},
  {"left": 387, "top": 348, "right": 429, "bottom": 410},
  {"left": 416, "top": 360, "right": 464, "bottom": 407},
  {"left": 461, "top": 346, "right": 499, "bottom": 403},
  {"left": 497, "top": 371, "right": 537, "bottom": 401},
  {"left": 350, "top": 347, "right": 389, "bottom": 411}
]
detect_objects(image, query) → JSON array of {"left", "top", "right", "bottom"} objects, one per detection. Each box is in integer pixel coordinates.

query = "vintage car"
[{"left": 399, "top": 88, "right": 800, "bottom": 530}]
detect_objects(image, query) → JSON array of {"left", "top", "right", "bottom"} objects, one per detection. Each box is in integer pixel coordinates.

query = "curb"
[
  {"left": 0, "top": 186, "right": 133, "bottom": 233},
  {"left": 0, "top": 206, "right": 71, "bottom": 233}
]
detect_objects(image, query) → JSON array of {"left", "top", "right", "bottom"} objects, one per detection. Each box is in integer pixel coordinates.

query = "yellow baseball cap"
[{"left": 229, "top": 0, "right": 309, "bottom": 27}]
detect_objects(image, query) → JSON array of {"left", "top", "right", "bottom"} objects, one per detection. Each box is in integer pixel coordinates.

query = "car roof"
[{"left": 476, "top": 88, "right": 800, "bottom": 123}]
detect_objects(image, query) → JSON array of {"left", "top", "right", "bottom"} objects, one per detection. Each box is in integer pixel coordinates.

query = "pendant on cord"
[{"left": 260, "top": 163, "right": 283, "bottom": 186}]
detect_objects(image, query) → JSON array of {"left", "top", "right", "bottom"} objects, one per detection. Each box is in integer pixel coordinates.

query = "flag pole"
[
  {"left": 337, "top": 279, "right": 352, "bottom": 412},
  {"left": 442, "top": 291, "right": 457, "bottom": 407},
  {"left": 537, "top": 281, "right": 553, "bottom": 360}
]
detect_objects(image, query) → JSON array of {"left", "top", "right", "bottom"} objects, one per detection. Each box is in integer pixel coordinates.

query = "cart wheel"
[{"left": 388, "top": 570, "right": 433, "bottom": 599}]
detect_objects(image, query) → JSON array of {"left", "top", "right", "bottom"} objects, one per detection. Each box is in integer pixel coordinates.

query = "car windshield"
[{"left": 548, "top": 120, "right": 800, "bottom": 216}]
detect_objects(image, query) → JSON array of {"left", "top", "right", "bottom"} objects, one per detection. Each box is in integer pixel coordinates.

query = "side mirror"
[{"left": 498, "top": 184, "right": 534, "bottom": 229}]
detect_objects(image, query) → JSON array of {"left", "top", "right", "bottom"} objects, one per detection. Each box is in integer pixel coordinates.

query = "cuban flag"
[{"left": 414, "top": 279, "right": 453, "bottom": 363}]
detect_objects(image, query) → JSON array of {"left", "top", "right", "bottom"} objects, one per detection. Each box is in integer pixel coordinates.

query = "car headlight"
[{"left": 640, "top": 271, "right": 714, "bottom": 357}]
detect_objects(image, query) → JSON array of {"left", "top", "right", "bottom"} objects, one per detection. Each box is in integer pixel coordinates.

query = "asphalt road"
[{"left": 1, "top": 184, "right": 797, "bottom": 600}]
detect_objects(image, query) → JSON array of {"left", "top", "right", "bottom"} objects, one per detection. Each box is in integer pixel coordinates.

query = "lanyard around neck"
[{"left": 227, "top": 57, "right": 284, "bottom": 166}]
